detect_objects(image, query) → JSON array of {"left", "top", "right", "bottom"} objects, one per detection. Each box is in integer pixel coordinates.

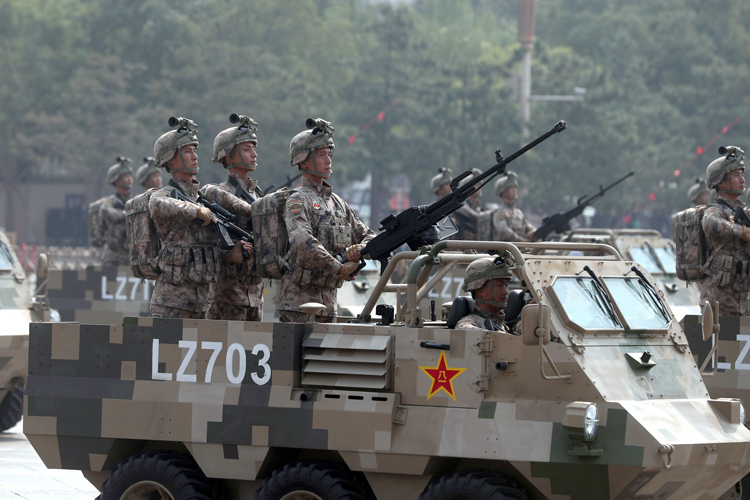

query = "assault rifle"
[
  {"left": 170, "top": 187, "right": 253, "bottom": 260},
  {"left": 533, "top": 171, "right": 634, "bottom": 241},
  {"left": 359, "top": 120, "right": 568, "bottom": 271},
  {"left": 734, "top": 206, "right": 750, "bottom": 228}
]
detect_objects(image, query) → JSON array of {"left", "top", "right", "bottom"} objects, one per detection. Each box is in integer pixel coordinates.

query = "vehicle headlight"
[
  {"left": 741, "top": 402, "right": 746, "bottom": 426},
  {"left": 563, "top": 402, "right": 599, "bottom": 442}
]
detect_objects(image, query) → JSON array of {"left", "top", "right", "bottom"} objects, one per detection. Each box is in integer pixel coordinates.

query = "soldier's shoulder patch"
[{"left": 287, "top": 197, "right": 305, "bottom": 219}]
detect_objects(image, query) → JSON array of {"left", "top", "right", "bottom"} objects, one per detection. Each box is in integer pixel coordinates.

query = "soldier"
[
  {"left": 430, "top": 168, "right": 453, "bottom": 200},
  {"left": 99, "top": 157, "right": 133, "bottom": 266},
  {"left": 453, "top": 168, "right": 484, "bottom": 240},
  {"left": 135, "top": 157, "right": 163, "bottom": 190},
  {"left": 148, "top": 118, "right": 250, "bottom": 319},
  {"left": 491, "top": 171, "right": 536, "bottom": 242},
  {"left": 455, "top": 252, "right": 515, "bottom": 332},
  {"left": 200, "top": 115, "right": 264, "bottom": 321},
  {"left": 701, "top": 146, "right": 750, "bottom": 316},
  {"left": 278, "top": 119, "right": 375, "bottom": 323},
  {"left": 688, "top": 178, "right": 709, "bottom": 206}
]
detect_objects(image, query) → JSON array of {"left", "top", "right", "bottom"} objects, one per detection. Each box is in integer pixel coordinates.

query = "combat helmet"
[
  {"left": 135, "top": 157, "right": 158, "bottom": 187},
  {"left": 213, "top": 114, "right": 258, "bottom": 169},
  {"left": 687, "top": 178, "right": 708, "bottom": 204},
  {"left": 458, "top": 168, "right": 483, "bottom": 188},
  {"left": 430, "top": 168, "right": 453, "bottom": 194},
  {"left": 107, "top": 157, "right": 133, "bottom": 186},
  {"left": 154, "top": 117, "right": 199, "bottom": 171},
  {"left": 290, "top": 118, "right": 335, "bottom": 173},
  {"left": 494, "top": 171, "right": 519, "bottom": 197},
  {"left": 462, "top": 252, "right": 516, "bottom": 293},
  {"left": 706, "top": 146, "right": 745, "bottom": 193}
]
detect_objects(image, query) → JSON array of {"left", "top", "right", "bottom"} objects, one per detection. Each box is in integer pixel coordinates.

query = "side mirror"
[
  {"left": 36, "top": 253, "right": 48, "bottom": 281},
  {"left": 701, "top": 301, "right": 714, "bottom": 341},
  {"left": 521, "top": 303, "right": 551, "bottom": 346}
]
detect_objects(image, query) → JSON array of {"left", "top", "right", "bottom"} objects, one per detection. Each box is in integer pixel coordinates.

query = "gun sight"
[{"left": 306, "top": 118, "right": 334, "bottom": 135}]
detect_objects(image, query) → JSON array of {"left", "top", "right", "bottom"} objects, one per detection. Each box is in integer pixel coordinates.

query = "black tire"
[
  {"left": 255, "top": 460, "right": 370, "bottom": 500},
  {"left": 0, "top": 388, "right": 23, "bottom": 432},
  {"left": 740, "top": 473, "right": 750, "bottom": 500},
  {"left": 97, "top": 450, "right": 212, "bottom": 500},
  {"left": 419, "top": 469, "right": 529, "bottom": 500}
]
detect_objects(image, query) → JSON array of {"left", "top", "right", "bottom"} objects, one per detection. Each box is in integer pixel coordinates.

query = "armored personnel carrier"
[
  {"left": 24, "top": 240, "right": 750, "bottom": 499},
  {"left": 0, "top": 231, "right": 52, "bottom": 432},
  {"left": 562, "top": 228, "right": 700, "bottom": 320}
]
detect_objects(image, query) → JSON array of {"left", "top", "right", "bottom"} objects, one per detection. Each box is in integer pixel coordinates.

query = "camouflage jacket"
[
  {"left": 492, "top": 200, "right": 536, "bottom": 242},
  {"left": 148, "top": 177, "right": 223, "bottom": 287},
  {"left": 200, "top": 173, "right": 262, "bottom": 307},
  {"left": 700, "top": 195, "right": 750, "bottom": 312},
  {"left": 455, "top": 307, "right": 507, "bottom": 332},
  {"left": 454, "top": 198, "right": 484, "bottom": 241},
  {"left": 278, "top": 177, "right": 375, "bottom": 316},
  {"left": 99, "top": 193, "right": 130, "bottom": 266}
]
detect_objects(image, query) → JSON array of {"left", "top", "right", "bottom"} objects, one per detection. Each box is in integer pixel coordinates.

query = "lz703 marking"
[{"left": 152, "top": 340, "right": 271, "bottom": 384}]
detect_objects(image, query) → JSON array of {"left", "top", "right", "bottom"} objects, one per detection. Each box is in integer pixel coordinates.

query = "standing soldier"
[
  {"left": 147, "top": 117, "right": 249, "bottom": 319},
  {"left": 701, "top": 146, "right": 750, "bottom": 316},
  {"left": 278, "top": 118, "right": 375, "bottom": 323},
  {"left": 135, "top": 157, "right": 163, "bottom": 190},
  {"left": 430, "top": 168, "right": 453, "bottom": 201},
  {"left": 492, "top": 171, "right": 536, "bottom": 242},
  {"left": 99, "top": 157, "right": 133, "bottom": 266},
  {"left": 453, "top": 168, "right": 484, "bottom": 240},
  {"left": 200, "top": 114, "right": 264, "bottom": 321},
  {"left": 688, "top": 178, "right": 710, "bottom": 206}
]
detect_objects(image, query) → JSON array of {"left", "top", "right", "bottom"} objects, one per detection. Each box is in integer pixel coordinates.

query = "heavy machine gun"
[
  {"left": 534, "top": 171, "right": 634, "bottom": 241},
  {"left": 360, "top": 121, "right": 567, "bottom": 271}
]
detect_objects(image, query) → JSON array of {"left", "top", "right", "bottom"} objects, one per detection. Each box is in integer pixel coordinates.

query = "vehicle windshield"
[
  {"left": 0, "top": 241, "right": 14, "bottom": 271},
  {"left": 628, "top": 246, "right": 661, "bottom": 274},
  {"left": 653, "top": 246, "right": 677, "bottom": 274},
  {"left": 551, "top": 277, "right": 621, "bottom": 329},
  {"left": 602, "top": 277, "right": 671, "bottom": 329}
]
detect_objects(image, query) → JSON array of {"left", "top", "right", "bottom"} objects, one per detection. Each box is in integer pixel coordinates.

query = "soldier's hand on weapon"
[
  {"left": 196, "top": 206, "right": 215, "bottom": 226},
  {"left": 337, "top": 261, "right": 360, "bottom": 281},
  {"left": 741, "top": 226, "right": 750, "bottom": 243},
  {"left": 345, "top": 243, "right": 367, "bottom": 262},
  {"left": 228, "top": 241, "right": 252, "bottom": 264}
]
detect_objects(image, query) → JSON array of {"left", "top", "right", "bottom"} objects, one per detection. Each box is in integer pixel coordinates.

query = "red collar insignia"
[{"left": 419, "top": 351, "right": 466, "bottom": 401}]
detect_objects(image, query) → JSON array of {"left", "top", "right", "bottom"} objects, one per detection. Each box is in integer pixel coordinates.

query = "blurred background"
[{"left": 1, "top": 0, "right": 748, "bottom": 249}]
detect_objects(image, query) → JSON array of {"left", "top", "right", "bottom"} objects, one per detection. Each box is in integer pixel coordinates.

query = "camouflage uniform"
[
  {"left": 454, "top": 198, "right": 484, "bottom": 240},
  {"left": 455, "top": 308, "right": 509, "bottom": 332},
  {"left": 99, "top": 193, "right": 130, "bottom": 266},
  {"left": 700, "top": 195, "right": 750, "bottom": 316},
  {"left": 200, "top": 173, "right": 264, "bottom": 321},
  {"left": 148, "top": 177, "right": 224, "bottom": 318},
  {"left": 492, "top": 200, "right": 536, "bottom": 242},
  {"left": 278, "top": 176, "right": 375, "bottom": 322}
]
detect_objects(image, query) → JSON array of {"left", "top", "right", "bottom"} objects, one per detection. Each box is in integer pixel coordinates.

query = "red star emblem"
[
  {"left": 313, "top": 202, "right": 321, "bottom": 209},
  {"left": 419, "top": 351, "right": 466, "bottom": 401}
]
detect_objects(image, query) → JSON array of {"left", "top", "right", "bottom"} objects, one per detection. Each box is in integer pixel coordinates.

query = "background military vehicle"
[
  {"left": 0, "top": 231, "right": 53, "bottom": 432},
  {"left": 23, "top": 239, "right": 750, "bottom": 499},
  {"left": 562, "top": 228, "right": 700, "bottom": 320},
  {"left": 45, "top": 265, "right": 153, "bottom": 323}
]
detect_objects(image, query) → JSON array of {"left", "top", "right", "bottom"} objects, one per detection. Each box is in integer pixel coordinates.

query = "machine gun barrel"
[
  {"left": 534, "top": 171, "right": 634, "bottom": 241},
  {"left": 361, "top": 121, "right": 567, "bottom": 270}
]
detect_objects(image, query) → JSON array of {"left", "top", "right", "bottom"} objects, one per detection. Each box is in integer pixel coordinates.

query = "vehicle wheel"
[
  {"left": 419, "top": 469, "right": 528, "bottom": 500},
  {"left": 255, "top": 460, "right": 370, "bottom": 500},
  {"left": 0, "top": 388, "right": 23, "bottom": 432},
  {"left": 98, "top": 450, "right": 212, "bottom": 500}
]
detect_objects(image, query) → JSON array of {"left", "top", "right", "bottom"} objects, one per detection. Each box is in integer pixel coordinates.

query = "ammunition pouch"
[
  {"left": 159, "top": 245, "right": 223, "bottom": 285},
  {"left": 288, "top": 266, "right": 344, "bottom": 289}
]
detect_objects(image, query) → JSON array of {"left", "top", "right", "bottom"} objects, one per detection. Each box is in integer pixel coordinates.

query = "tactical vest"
[
  {"left": 285, "top": 191, "right": 354, "bottom": 290},
  {"left": 702, "top": 202, "right": 750, "bottom": 292}
]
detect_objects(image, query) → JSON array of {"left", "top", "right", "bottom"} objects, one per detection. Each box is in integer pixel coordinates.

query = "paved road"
[{"left": 0, "top": 419, "right": 100, "bottom": 499}]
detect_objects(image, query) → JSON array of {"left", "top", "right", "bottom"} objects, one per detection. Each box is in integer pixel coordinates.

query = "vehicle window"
[
  {"left": 0, "top": 241, "right": 14, "bottom": 271},
  {"left": 603, "top": 277, "right": 670, "bottom": 329},
  {"left": 628, "top": 247, "right": 661, "bottom": 274},
  {"left": 551, "top": 277, "right": 621, "bottom": 329},
  {"left": 654, "top": 246, "right": 677, "bottom": 274}
]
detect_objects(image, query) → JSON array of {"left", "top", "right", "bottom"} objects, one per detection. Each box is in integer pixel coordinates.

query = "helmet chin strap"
[
  {"left": 304, "top": 152, "right": 331, "bottom": 179},
  {"left": 171, "top": 149, "right": 199, "bottom": 175}
]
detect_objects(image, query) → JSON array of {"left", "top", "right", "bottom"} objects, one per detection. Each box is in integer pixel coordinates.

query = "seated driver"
[{"left": 456, "top": 252, "right": 516, "bottom": 332}]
